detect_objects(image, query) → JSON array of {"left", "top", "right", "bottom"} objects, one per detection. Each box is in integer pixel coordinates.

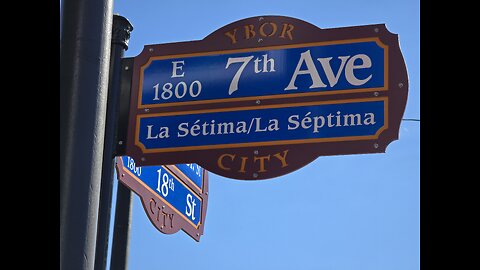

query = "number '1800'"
[{"left": 152, "top": 81, "right": 202, "bottom": 101}]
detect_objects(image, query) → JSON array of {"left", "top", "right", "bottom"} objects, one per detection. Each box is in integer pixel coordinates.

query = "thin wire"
[{"left": 402, "top": 118, "right": 420, "bottom": 122}]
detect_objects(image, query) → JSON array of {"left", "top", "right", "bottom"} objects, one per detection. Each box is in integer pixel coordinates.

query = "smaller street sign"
[
  {"left": 124, "top": 15, "right": 408, "bottom": 180},
  {"left": 169, "top": 163, "right": 203, "bottom": 191},
  {"left": 115, "top": 156, "right": 208, "bottom": 241}
]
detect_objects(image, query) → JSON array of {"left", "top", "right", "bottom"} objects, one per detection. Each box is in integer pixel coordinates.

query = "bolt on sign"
[
  {"left": 115, "top": 156, "right": 208, "bottom": 241},
  {"left": 124, "top": 15, "right": 408, "bottom": 180}
]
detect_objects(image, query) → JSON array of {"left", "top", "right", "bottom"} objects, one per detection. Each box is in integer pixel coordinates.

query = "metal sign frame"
[{"left": 115, "top": 157, "right": 209, "bottom": 241}]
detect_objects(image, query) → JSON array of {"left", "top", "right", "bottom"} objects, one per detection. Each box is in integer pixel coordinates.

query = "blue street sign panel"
[
  {"left": 137, "top": 39, "right": 386, "bottom": 108},
  {"left": 169, "top": 163, "right": 203, "bottom": 190},
  {"left": 120, "top": 156, "right": 203, "bottom": 227},
  {"left": 135, "top": 98, "right": 386, "bottom": 153}
]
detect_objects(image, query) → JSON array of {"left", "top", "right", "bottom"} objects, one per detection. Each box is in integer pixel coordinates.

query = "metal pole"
[
  {"left": 110, "top": 183, "right": 134, "bottom": 270},
  {"left": 60, "top": 0, "right": 113, "bottom": 269},
  {"left": 95, "top": 15, "right": 133, "bottom": 270}
]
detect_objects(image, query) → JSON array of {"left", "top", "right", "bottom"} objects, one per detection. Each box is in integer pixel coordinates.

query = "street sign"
[
  {"left": 125, "top": 15, "right": 408, "bottom": 180},
  {"left": 115, "top": 156, "right": 208, "bottom": 241},
  {"left": 136, "top": 39, "right": 386, "bottom": 108}
]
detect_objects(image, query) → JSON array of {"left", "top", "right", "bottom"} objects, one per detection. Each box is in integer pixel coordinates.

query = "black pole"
[
  {"left": 110, "top": 183, "right": 134, "bottom": 270},
  {"left": 94, "top": 15, "right": 133, "bottom": 270},
  {"left": 60, "top": 0, "right": 113, "bottom": 269}
]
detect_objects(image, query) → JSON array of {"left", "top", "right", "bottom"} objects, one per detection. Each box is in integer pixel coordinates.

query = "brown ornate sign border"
[{"left": 125, "top": 15, "right": 408, "bottom": 180}]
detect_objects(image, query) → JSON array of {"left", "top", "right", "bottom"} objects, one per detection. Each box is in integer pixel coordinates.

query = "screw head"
[
  {"left": 141, "top": 157, "right": 146, "bottom": 161},
  {"left": 374, "top": 92, "right": 379, "bottom": 97},
  {"left": 259, "top": 17, "right": 264, "bottom": 21},
  {"left": 374, "top": 143, "right": 379, "bottom": 148},
  {"left": 205, "top": 192, "right": 208, "bottom": 195},
  {"left": 258, "top": 38, "right": 263, "bottom": 43},
  {"left": 253, "top": 173, "right": 258, "bottom": 178},
  {"left": 374, "top": 28, "right": 379, "bottom": 33},
  {"left": 144, "top": 108, "right": 150, "bottom": 112},
  {"left": 118, "top": 141, "right": 123, "bottom": 145},
  {"left": 254, "top": 150, "right": 259, "bottom": 155},
  {"left": 121, "top": 173, "right": 125, "bottom": 177},
  {"left": 149, "top": 48, "right": 154, "bottom": 52},
  {"left": 124, "top": 66, "right": 129, "bottom": 70},
  {"left": 398, "top": 83, "right": 404, "bottom": 88},
  {"left": 161, "top": 226, "right": 164, "bottom": 229},
  {"left": 256, "top": 100, "right": 261, "bottom": 104}
]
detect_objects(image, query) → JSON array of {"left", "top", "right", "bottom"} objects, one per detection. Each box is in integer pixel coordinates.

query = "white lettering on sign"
[
  {"left": 152, "top": 81, "right": 202, "bottom": 101},
  {"left": 225, "top": 56, "right": 254, "bottom": 95},
  {"left": 287, "top": 111, "right": 376, "bottom": 133},
  {"left": 126, "top": 156, "right": 142, "bottom": 177},
  {"left": 150, "top": 49, "right": 374, "bottom": 103},
  {"left": 156, "top": 169, "right": 175, "bottom": 197},
  {"left": 253, "top": 54, "right": 276, "bottom": 73},
  {"left": 146, "top": 125, "right": 169, "bottom": 139},
  {"left": 285, "top": 50, "right": 326, "bottom": 90},
  {"left": 171, "top": 61, "right": 185, "bottom": 78},
  {"left": 185, "top": 194, "right": 196, "bottom": 221},
  {"left": 185, "top": 163, "right": 202, "bottom": 177},
  {"left": 317, "top": 56, "right": 350, "bottom": 87},
  {"left": 284, "top": 50, "right": 373, "bottom": 90},
  {"left": 176, "top": 117, "right": 279, "bottom": 138},
  {"left": 225, "top": 54, "right": 276, "bottom": 95},
  {"left": 152, "top": 61, "right": 202, "bottom": 101},
  {"left": 145, "top": 110, "right": 377, "bottom": 141},
  {"left": 345, "top": 54, "right": 372, "bottom": 86}
]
